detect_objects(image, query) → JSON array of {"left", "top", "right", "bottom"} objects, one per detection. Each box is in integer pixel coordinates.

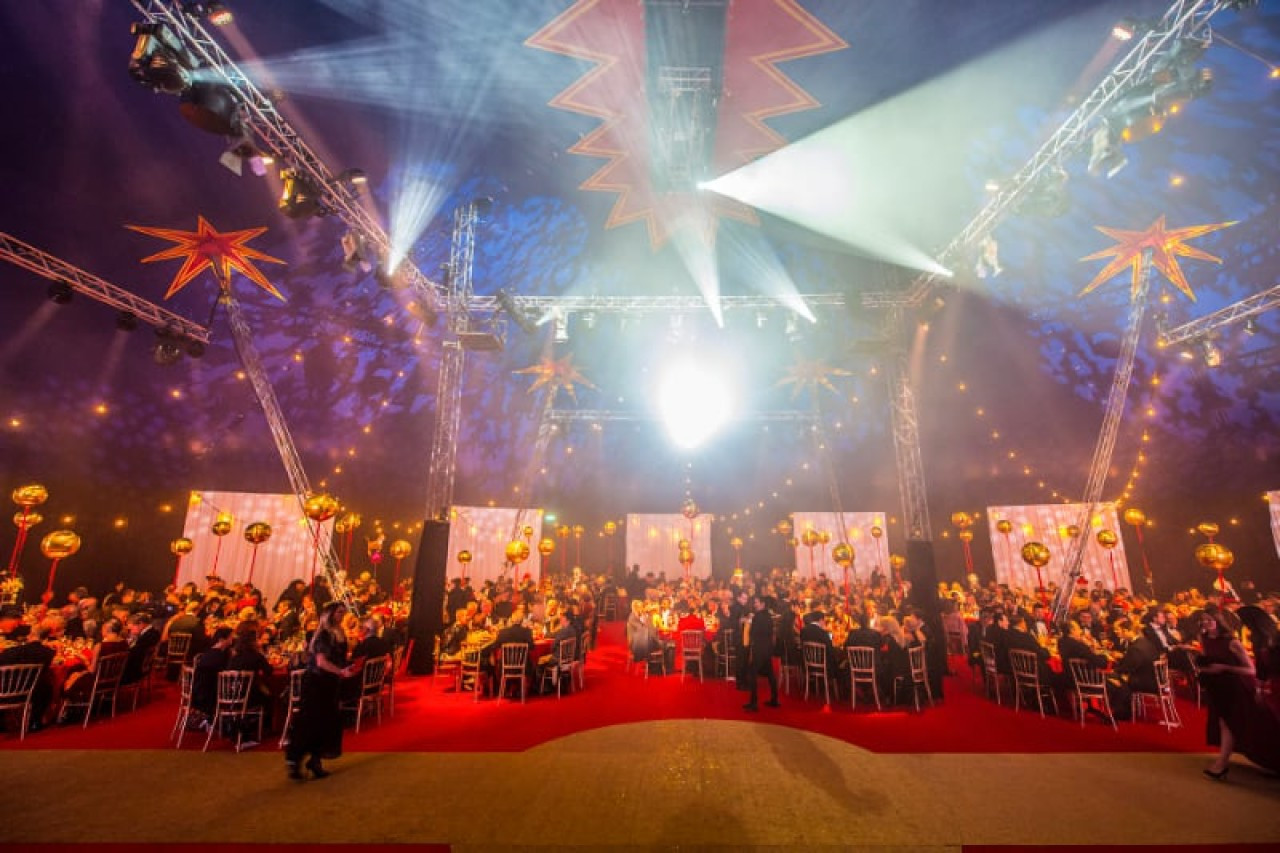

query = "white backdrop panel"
[
  {"left": 790, "top": 511, "right": 888, "bottom": 582},
  {"left": 986, "top": 502, "right": 1131, "bottom": 591},
  {"left": 1269, "top": 491, "right": 1280, "bottom": 560},
  {"left": 448, "top": 507, "right": 545, "bottom": 585},
  {"left": 626, "top": 514, "right": 714, "bottom": 579},
  {"left": 181, "top": 491, "right": 327, "bottom": 606}
]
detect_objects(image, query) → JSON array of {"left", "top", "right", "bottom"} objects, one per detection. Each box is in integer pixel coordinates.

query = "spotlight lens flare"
[{"left": 657, "top": 358, "right": 734, "bottom": 450}]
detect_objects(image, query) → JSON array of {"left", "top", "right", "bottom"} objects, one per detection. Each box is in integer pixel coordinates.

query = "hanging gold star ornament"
[
  {"left": 776, "top": 359, "right": 851, "bottom": 400},
  {"left": 514, "top": 354, "right": 597, "bottom": 403},
  {"left": 127, "top": 215, "right": 287, "bottom": 301},
  {"left": 1078, "top": 215, "right": 1236, "bottom": 302}
]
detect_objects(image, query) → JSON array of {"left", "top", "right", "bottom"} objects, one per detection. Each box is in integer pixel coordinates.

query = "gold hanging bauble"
[
  {"left": 819, "top": 531, "right": 831, "bottom": 545},
  {"left": 244, "top": 522, "right": 272, "bottom": 545},
  {"left": 730, "top": 536, "right": 743, "bottom": 550},
  {"left": 889, "top": 553, "right": 906, "bottom": 571},
  {"left": 522, "top": 524, "right": 534, "bottom": 538},
  {"left": 777, "top": 519, "right": 793, "bottom": 536},
  {"left": 537, "top": 537, "right": 555, "bottom": 558},
  {"left": 303, "top": 493, "right": 340, "bottom": 522},
  {"left": 1020, "top": 541, "right": 1051, "bottom": 568},
  {"left": 870, "top": 525, "right": 883, "bottom": 539},
  {"left": 958, "top": 529, "right": 974, "bottom": 543},
  {"left": 678, "top": 548, "right": 694, "bottom": 565},
  {"left": 505, "top": 540, "right": 531, "bottom": 564},
  {"left": 572, "top": 525, "right": 584, "bottom": 539},
  {"left": 832, "top": 543, "right": 854, "bottom": 568},
  {"left": 1096, "top": 529, "right": 1118, "bottom": 549},
  {"left": 170, "top": 536, "right": 194, "bottom": 556},
  {"left": 1196, "top": 522, "right": 1220, "bottom": 539},
  {"left": 389, "top": 540, "right": 412, "bottom": 560},
  {"left": 1122, "top": 508, "right": 1146, "bottom": 527},
  {"left": 41, "top": 529, "right": 81, "bottom": 560},
  {"left": 1195, "top": 542, "right": 1233, "bottom": 571},
  {"left": 681, "top": 500, "right": 698, "bottom": 520},
  {"left": 996, "top": 519, "right": 1014, "bottom": 535},
  {"left": 1065, "top": 524, "right": 1081, "bottom": 538},
  {"left": 787, "top": 537, "right": 798, "bottom": 548},
  {"left": 14, "top": 510, "right": 43, "bottom": 530},
  {"left": 801, "top": 529, "right": 821, "bottom": 547},
  {"left": 603, "top": 521, "right": 617, "bottom": 536},
  {"left": 950, "top": 511, "right": 973, "bottom": 530},
  {"left": 12, "top": 484, "right": 49, "bottom": 508},
  {"left": 211, "top": 513, "right": 233, "bottom": 537},
  {"left": 556, "top": 525, "right": 570, "bottom": 538},
  {"left": 457, "top": 550, "right": 473, "bottom": 565}
]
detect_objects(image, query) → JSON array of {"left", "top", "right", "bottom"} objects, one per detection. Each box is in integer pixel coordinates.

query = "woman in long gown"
[
  {"left": 1198, "top": 608, "right": 1280, "bottom": 780},
  {"left": 285, "top": 601, "right": 354, "bottom": 780}
]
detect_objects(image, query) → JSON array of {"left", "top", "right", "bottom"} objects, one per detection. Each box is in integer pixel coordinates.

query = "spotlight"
[
  {"left": 975, "top": 235, "right": 1002, "bottom": 278},
  {"left": 219, "top": 138, "right": 269, "bottom": 177},
  {"left": 47, "top": 282, "right": 73, "bottom": 304},
  {"left": 1178, "top": 346, "right": 1196, "bottom": 361},
  {"left": 278, "top": 169, "right": 324, "bottom": 219},
  {"left": 580, "top": 311, "right": 597, "bottom": 331},
  {"left": 553, "top": 309, "right": 570, "bottom": 343},
  {"left": 784, "top": 313, "right": 801, "bottom": 343},
  {"left": 374, "top": 260, "right": 408, "bottom": 290},
  {"left": 152, "top": 329, "right": 184, "bottom": 366},
  {"left": 341, "top": 230, "right": 372, "bottom": 273},
  {"left": 181, "top": 1, "right": 233, "bottom": 26},
  {"left": 128, "top": 22, "right": 193, "bottom": 94},
  {"left": 1201, "top": 338, "right": 1223, "bottom": 368},
  {"left": 1244, "top": 317, "right": 1259, "bottom": 335},
  {"left": 1088, "top": 124, "right": 1128, "bottom": 178},
  {"left": 496, "top": 290, "right": 536, "bottom": 335},
  {"left": 336, "top": 168, "right": 368, "bottom": 189},
  {"left": 1112, "top": 19, "right": 1137, "bottom": 41},
  {"left": 472, "top": 196, "right": 494, "bottom": 220},
  {"left": 185, "top": 339, "right": 206, "bottom": 359},
  {"left": 179, "top": 83, "right": 242, "bottom": 136},
  {"left": 115, "top": 311, "right": 139, "bottom": 332}
]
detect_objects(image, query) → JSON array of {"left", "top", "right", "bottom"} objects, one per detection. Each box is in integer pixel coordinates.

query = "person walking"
[
  {"left": 285, "top": 601, "right": 355, "bottom": 780},
  {"left": 742, "top": 595, "right": 780, "bottom": 712}
]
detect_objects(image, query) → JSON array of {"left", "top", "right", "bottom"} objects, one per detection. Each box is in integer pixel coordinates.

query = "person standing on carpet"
[
  {"left": 743, "top": 595, "right": 780, "bottom": 712},
  {"left": 286, "top": 601, "right": 355, "bottom": 781}
]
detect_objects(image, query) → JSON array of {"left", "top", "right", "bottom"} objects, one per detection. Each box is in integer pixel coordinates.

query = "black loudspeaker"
[
  {"left": 406, "top": 519, "right": 450, "bottom": 675},
  {"left": 905, "top": 538, "right": 946, "bottom": 699}
]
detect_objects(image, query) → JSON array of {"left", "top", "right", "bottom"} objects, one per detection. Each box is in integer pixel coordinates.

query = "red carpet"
[
  {"left": 4, "top": 847, "right": 448, "bottom": 853},
  {"left": 1, "top": 622, "right": 1211, "bottom": 755}
]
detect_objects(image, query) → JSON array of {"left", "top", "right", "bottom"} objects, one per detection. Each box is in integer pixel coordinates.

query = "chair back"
[
  {"left": 178, "top": 664, "right": 195, "bottom": 704},
  {"left": 1009, "top": 648, "right": 1040, "bottom": 682},
  {"left": 94, "top": 652, "right": 128, "bottom": 693},
  {"left": 1068, "top": 659, "right": 1106, "bottom": 696},
  {"left": 166, "top": 633, "right": 193, "bottom": 665},
  {"left": 802, "top": 641, "right": 828, "bottom": 671},
  {"left": 287, "top": 669, "right": 305, "bottom": 705},
  {"left": 980, "top": 641, "right": 999, "bottom": 677},
  {"left": 1152, "top": 656, "right": 1172, "bottom": 693},
  {"left": 361, "top": 655, "right": 389, "bottom": 695},
  {"left": 557, "top": 636, "right": 578, "bottom": 668},
  {"left": 215, "top": 669, "right": 255, "bottom": 709},
  {"left": 500, "top": 643, "right": 529, "bottom": 674},
  {"left": 847, "top": 645, "right": 876, "bottom": 677},
  {"left": 908, "top": 644, "right": 927, "bottom": 684},
  {"left": 0, "top": 663, "right": 42, "bottom": 705},
  {"left": 680, "top": 630, "right": 704, "bottom": 656}
]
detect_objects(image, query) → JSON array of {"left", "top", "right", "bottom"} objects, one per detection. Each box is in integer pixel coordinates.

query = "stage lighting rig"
[
  {"left": 278, "top": 169, "right": 326, "bottom": 219},
  {"left": 180, "top": 1, "right": 233, "bottom": 26},
  {"left": 496, "top": 289, "right": 537, "bottom": 335},
  {"left": 1087, "top": 125, "right": 1128, "bottom": 178},
  {"left": 115, "top": 311, "right": 139, "bottom": 332},
  {"left": 128, "top": 22, "right": 195, "bottom": 94},
  {"left": 219, "top": 137, "right": 272, "bottom": 177},
  {"left": 47, "top": 282, "right": 73, "bottom": 304},
  {"left": 151, "top": 328, "right": 185, "bottom": 366}
]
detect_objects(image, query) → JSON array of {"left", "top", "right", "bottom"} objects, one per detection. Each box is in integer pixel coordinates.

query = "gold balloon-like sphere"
[
  {"left": 522, "top": 524, "right": 534, "bottom": 538},
  {"left": 832, "top": 543, "right": 854, "bottom": 567},
  {"left": 678, "top": 548, "right": 694, "bottom": 564},
  {"left": 870, "top": 525, "right": 883, "bottom": 539},
  {"left": 170, "top": 536, "right": 194, "bottom": 556},
  {"left": 556, "top": 525, "right": 570, "bottom": 538},
  {"left": 681, "top": 500, "right": 698, "bottom": 520},
  {"left": 603, "top": 521, "right": 617, "bottom": 536},
  {"left": 1122, "top": 508, "right": 1146, "bottom": 527},
  {"left": 1066, "top": 524, "right": 1081, "bottom": 539},
  {"left": 13, "top": 510, "right": 43, "bottom": 530},
  {"left": 303, "top": 493, "right": 340, "bottom": 522},
  {"left": 12, "top": 484, "right": 49, "bottom": 508},
  {"left": 819, "top": 531, "right": 831, "bottom": 545},
  {"left": 211, "top": 513, "right": 233, "bottom": 537},
  {"left": 244, "top": 522, "right": 272, "bottom": 545},
  {"left": 1096, "top": 529, "right": 1119, "bottom": 549},
  {"left": 995, "top": 519, "right": 1014, "bottom": 535},
  {"left": 801, "top": 529, "right": 821, "bottom": 547},
  {"left": 457, "top": 550, "right": 473, "bottom": 564},
  {"left": 389, "top": 540, "right": 412, "bottom": 560},
  {"left": 730, "top": 536, "right": 743, "bottom": 549},
  {"left": 950, "top": 511, "right": 973, "bottom": 530},
  {"left": 777, "top": 520, "right": 793, "bottom": 536},
  {"left": 1195, "top": 543, "right": 1233, "bottom": 571},
  {"left": 787, "top": 537, "right": 798, "bottom": 548},
  {"left": 677, "top": 538, "right": 691, "bottom": 551},
  {"left": 958, "top": 529, "right": 974, "bottom": 542},
  {"left": 1020, "top": 541, "right": 1051, "bottom": 568},
  {"left": 537, "top": 537, "right": 555, "bottom": 557},
  {"left": 1214, "top": 546, "right": 1235, "bottom": 572},
  {"left": 334, "top": 512, "right": 362, "bottom": 534},
  {"left": 40, "top": 529, "right": 81, "bottom": 560},
  {"left": 572, "top": 525, "right": 584, "bottom": 538},
  {"left": 505, "top": 540, "right": 531, "bottom": 564},
  {"left": 1196, "top": 522, "right": 1220, "bottom": 538},
  {"left": 889, "top": 553, "right": 906, "bottom": 570}
]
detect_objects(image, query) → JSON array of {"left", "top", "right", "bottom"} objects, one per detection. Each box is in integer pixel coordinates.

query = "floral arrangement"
[{"left": 0, "top": 575, "right": 23, "bottom": 604}]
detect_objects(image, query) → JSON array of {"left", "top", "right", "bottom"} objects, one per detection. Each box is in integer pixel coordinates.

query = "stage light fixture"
[
  {"left": 1201, "top": 338, "right": 1223, "bottom": 368},
  {"left": 219, "top": 137, "right": 269, "bottom": 177},
  {"left": 580, "top": 311, "right": 597, "bottom": 331},
  {"left": 1244, "top": 317, "right": 1259, "bottom": 335},
  {"left": 1178, "top": 346, "right": 1196, "bottom": 361},
  {"left": 975, "top": 235, "right": 1003, "bottom": 278},
  {"left": 784, "top": 313, "right": 801, "bottom": 343},
  {"left": 206, "top": 2, "right": 233, "bottom": 26},
  {"left": 115, "top": 311, "right": 139, "bottom": 332},
  {"left": 336, "top": 168, "right": 368, "bottom": 189},
  {"left": 128, "top": 22, "right": 193, "bottom": 95},
  {"left": 179, "top": 82, "right": 242, "bottom": 136},
  {"left": 341, "top": 230, "right": 372, "bottom": 273},
  {"left": 185, "top": 339, "right": 206, "bottom": 359},
  {"left": 151, "top": 329, "right": 184, "bottom": 366},
  {"left": 1112, "top": 19, "right": 1137, "bottom": 41},
  {"left": 47, "top": 282, "right": 73, "bottom": 304},
  {"left": 278, "top": 169, "right": 324, "bottom": 219},
  {"left": 1088, "top": 125, "right": 1128, "bottom": 179},
  {"left": 553, "top": 309, "right": 570, "bottom": 343},
  {"left": 496, "top": 289, "right": 536, "bottom": 335}
]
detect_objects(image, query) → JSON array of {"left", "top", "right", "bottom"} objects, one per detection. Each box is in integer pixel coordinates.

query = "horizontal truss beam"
[{"left": 1157, "top": 284, "right": 1280, "bottom": 347}]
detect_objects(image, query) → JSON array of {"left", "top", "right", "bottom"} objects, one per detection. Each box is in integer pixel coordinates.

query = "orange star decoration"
[
  {"left": 514, "top": 354, "right": 597, "bottom": 403},
  {"left": 1078, "top": 215, "right": 1236, "bottom": 302},
  {"left": 127, "top": 215, "right": 287, "bottom": 301},
  {"left": 776, "top": 359, "right": 851, "bottom": 400}
]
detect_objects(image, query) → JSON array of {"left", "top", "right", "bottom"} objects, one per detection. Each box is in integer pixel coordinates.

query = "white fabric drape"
[
  {"left": 789, "top": 511, "right": 888, "bottom": 583},
  {"left": 179, "top": 491, "right": 331, "bottom": 606},
  {"left": 447, "top": 506, "right": 545, "bottom": 586},
  {"left": 1269, "top": 491, "right": 1280, "bottom": 560},
  {"left": 625, "top": 513, "right": 714, "bottom": 579},
  {"left": 985, "top": 502, "right": 1131, "bottom": 591}
]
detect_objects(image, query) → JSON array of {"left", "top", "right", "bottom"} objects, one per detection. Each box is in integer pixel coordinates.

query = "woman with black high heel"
[
  {"left": 285, "top": 601, "right": 354, "bottom": 781},
  {"left": 1197, "top": 608, "right": 1280, "bottom": 781}
]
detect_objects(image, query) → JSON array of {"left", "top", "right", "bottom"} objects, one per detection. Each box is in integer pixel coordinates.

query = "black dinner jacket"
[
  {"left": 1114, "top": 636, "right": 1161, "bottom": 693},
  {"left": 1058, "top": 635, "right": 1108, "bottom": 670}
]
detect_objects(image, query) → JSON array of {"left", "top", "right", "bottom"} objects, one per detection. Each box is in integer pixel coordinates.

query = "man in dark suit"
[
  {"left": 799, "top": 611, "right": 838, "bottom": 681},
  {"left": 121, "top": 612, "right": 162, "bottom": 686},
  {"left": 742, "top": 595, "right": 780, "bottom": 712},
  {"left": 481, "top": 606, "right": 535, "bottom": 696},
  {"left": 190, "top": 627, "right": 234, "bottom": 719},
  {"left": 0, "top": 620, "right": 56, "bottom": 730},
  {"left": 445, "top": 579, "right": 473, "bottom": 627},
  {"left": 984, "top": 610, "right": 1014, "bottom": 676},
  {"left": 1006, "top": 615, "right": 1054, "bottom": 683},
  {"left": 1143, "top": 606, "right": 1195, "bottom": 675},
  {"left": 1115, "top": 619, "right": 1162, "bottom": 694},
  {"left": 1060, "top": 619, "right": 1130, "bottom": 720}
]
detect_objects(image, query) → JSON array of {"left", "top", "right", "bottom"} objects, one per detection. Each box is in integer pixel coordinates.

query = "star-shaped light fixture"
[
  {"left": 776, "top": 359, "right": 852, "bottom": 400},
  {"left": 1078, "top": 215, "right": 1236, "bottom": 302},
  {"left": 514, "top": 354, "right": 597, "bottom": 403},
  {"left": 127, "top": 215, "right": 287, "bottom": 301}
]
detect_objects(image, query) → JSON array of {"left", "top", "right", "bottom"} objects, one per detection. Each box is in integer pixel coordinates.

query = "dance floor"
[{"left": 3, "top": 623, "right": 1278, "bottom": 850}]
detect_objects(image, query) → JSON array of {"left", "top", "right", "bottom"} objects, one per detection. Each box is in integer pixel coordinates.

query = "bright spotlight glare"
[{"left": 658, "top": 358, "right": 733, "bottom": 450}]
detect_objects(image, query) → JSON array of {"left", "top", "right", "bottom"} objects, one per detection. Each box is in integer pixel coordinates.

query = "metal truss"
[
  {"left": 468, "top": 292, "right": 849, "bottom": 314},
  {"left": 861, "top": 0, "right": 1231, "bottom": 309},
  {"left": 1157, "top": 283, "right": 1280, "bottom": 347},
  {"left": 423, "top": 202, "right": 482, "bottom": 520},
  {"left": 221, "top": 283, "right": 356, "bottom": 612},
  {"left": 509, "top": 391, "right": 559, "bottom": 548},
  {"left": 546, "top": 409, "right": 818, "bottom": 424},
  {"left": 1053, "top": 255, "right": 1155, "bottom": 624},
  {"left": 1, "top": 232, "right": 209, "bottom": 343},
  {"left": 128, "top": 1, "right": 443, "bottom": 309},
  {"left": 883, "top": 310, "right": 931, "bottom": 542}
]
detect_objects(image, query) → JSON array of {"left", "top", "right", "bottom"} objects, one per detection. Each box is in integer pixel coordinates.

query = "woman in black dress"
[
  {"left": 285, "top": 601, "right": 354, "bottom": 780},
  {"left": 1198, "top": 608, "right": 1280, "bottom": 780}
]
